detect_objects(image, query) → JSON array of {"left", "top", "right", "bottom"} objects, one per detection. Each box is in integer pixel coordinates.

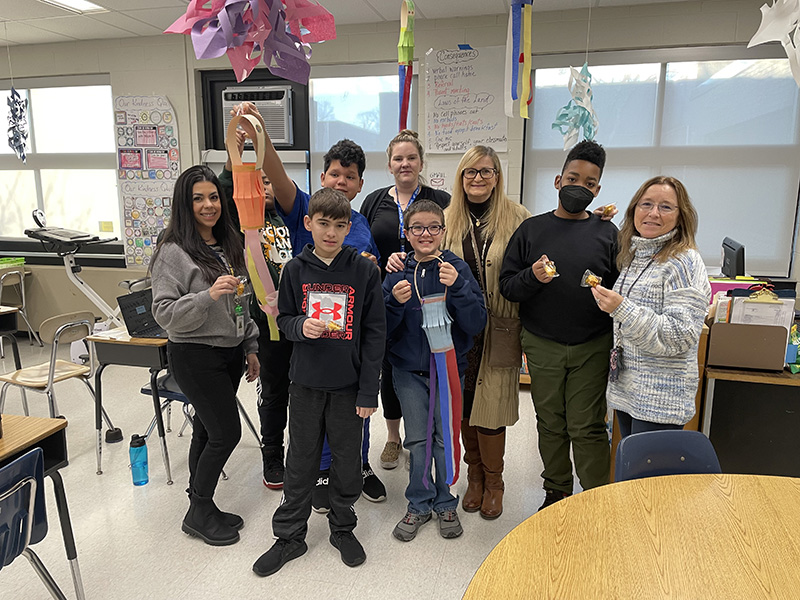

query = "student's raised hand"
[
  {"left": 593, "top": 204, "right": 618, "bottom": 221},
  {"left": 532, "top": 255, "right": 555, "bottom": 284},
  {"left": 209, "top": 275, "right": 241, "bottom": 301},
  {"left": 385, "top": 251, "right": 407, "bottom": 273},
  {"left": 357, "top": 406, "right": 377, "bottom": 418},
  {"left": 245, "top": 353, "right": 260, "bottom": 382},
  {"left": 392, "top": 279, "right": 412, "bottom": 304},
  {"left": 591, "top": 285, "right": 623, "bottom": 313},
  {"left": 302, "top": 317, "right": 327, "bottom": 339},
  {"left": 438, "top": 261, "right": 459, "bottom": 287}
]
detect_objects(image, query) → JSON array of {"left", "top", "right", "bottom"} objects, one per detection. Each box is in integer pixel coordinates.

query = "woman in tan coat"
[{"left": 443, "top": 146, "right": 530, "bottom": 519}]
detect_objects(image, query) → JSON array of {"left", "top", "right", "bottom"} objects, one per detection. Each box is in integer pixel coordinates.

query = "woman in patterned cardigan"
[{"left": 592, "top": 176, "right": 711, "bottom": 438}]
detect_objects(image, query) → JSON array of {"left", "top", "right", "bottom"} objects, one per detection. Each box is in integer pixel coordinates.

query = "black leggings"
[{"left": 169, "top": 342, "right": 244, "bottom": 497}]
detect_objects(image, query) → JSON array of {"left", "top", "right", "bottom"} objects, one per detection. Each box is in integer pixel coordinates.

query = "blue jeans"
[{"left": 393, "top": 369, "right": 458, "bottom": 515}]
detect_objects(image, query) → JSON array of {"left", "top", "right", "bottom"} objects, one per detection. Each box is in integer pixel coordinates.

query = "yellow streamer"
[{"left": 520, "top": 3, "right": 533, "bottom": 119}]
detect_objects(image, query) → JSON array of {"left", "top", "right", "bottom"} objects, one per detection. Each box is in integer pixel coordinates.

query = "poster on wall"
[
  {"left": 114, "top": 96, "right": 180, "bottom": 267},
  {"left": 425, "top": 46, "right": 508, "bottom": 154}
]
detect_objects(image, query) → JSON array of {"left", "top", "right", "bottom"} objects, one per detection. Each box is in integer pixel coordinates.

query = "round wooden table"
[{"left": 464, "top": 474, "right": 800, "bottom": 599}]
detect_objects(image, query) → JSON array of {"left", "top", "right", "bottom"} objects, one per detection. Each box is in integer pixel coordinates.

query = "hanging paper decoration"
[
  {"left": 551, "top": 63, "right": 598, "bottom": 150},
  {"left": 165, "top": 0, "right": 336, "bottom": 84},
  {"left": 7, "top": 87, "right": 28, "bottom": 163},
  {"left": 747, "top": 0, "right": 800, "bottom": 87},
  {"left": 398, "top": 0, "right": 415, "bottom": 130},
  {"left": 225, "top": 113, "right": 280, "bottom": 340},
  {"left": 505, "top": 0, "right": 534, "bottom": 118},
  {"left": 414, "top": 260, "right": 462, "bottom": 488}
]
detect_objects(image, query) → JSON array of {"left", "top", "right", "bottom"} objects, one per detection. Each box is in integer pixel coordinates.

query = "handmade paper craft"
[
  {"left": 7, "top": 87, "right": 28, "bottom": 163},
  {"left": 551, "top": 62, "right": 599, "bottom": 150},
  {"left": 165, "top": 0, "right": 335, "bottom": 84},
  {"left": 748, "top": 0, "right": 800, "bottom": 87},
  {"left": 225, "top": 113, "right": 280, "bottom": 340},
  {"left": 413, "top": 259, "right": 462, "bottom": 488},
  {"left": 398, "top": 0, "right": 415, "bottom": 130}
]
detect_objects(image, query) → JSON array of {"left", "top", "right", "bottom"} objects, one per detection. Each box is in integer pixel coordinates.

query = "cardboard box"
[{"left": 707, "top": 322, "right": 788, "bottom": 371}]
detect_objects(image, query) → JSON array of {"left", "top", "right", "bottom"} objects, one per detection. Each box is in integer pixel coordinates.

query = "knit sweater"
[
  {"left": 607, "top": 231, "right": 711, "bottom": 425},
  {"left": 151, "top": 242, "right": 259, "bottom": 355}
]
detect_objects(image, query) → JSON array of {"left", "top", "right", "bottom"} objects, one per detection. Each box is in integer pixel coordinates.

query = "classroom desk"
[
  {"left": 463, "top": 474, "right": 800, "bottom": 600},
  {"left": 702, "top": 366, "right": 800, "bottom": 476},
  {"left": 0, "top": 413, "right": 86, "bottom": 600},
  {"left": 0, "top": 306, "right": 23, "bottom": 370},
  {"left": 87, "top": 328, "right": 174, "bottom": 484}
]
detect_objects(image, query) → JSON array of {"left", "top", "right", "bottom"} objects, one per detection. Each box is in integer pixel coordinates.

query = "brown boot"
[
  {"left": 461, "top": 419, "right": 483, "bottom": 513},
  {"left": 477, "top": 430, "right": 505, "bottom": 520}
]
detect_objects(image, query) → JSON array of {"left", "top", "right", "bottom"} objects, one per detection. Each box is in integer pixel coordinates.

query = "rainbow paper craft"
[
  {"left": 398, "top": 0, "right": 415, "bottom": 131},
  {"left": 165, "top": 0, "right": 335, "bottom": 84},
  {"left": 225, "top": 113, "right": 280, "bottom": 340},
  {"left": 414, "top": 260, "right": 462, "bottom": 488},
  {"left": 506, "top": 0, "right": 533, "bottom": 118}
]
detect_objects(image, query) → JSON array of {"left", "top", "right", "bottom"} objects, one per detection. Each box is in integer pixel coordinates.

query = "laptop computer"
[
  {"left": 25, "top": 227, "right": 99, "bottom": 243},
  {"left": 117, "top": 289, "right": 167, "bottom": 338}
]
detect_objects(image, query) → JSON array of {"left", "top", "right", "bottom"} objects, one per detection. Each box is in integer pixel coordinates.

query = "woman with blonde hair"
[
  {"left": 592, "top": 176, "right": 711, "bottom": 437},
  {"left": 360, "top": 130, "right": 450, "bottom": 471}
]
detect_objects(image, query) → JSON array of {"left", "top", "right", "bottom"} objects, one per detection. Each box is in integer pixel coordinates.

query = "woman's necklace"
[{"left": 469, "top": 208, "right": 490, "bottom": 228}]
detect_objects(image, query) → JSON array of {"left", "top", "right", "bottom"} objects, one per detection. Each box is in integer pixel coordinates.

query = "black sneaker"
[
  {"left": 262, "top": 446, "right": 284, "bottom": 490},
  {"left": 329, "top": 531, "right": 366, "bottom": 567},
  {"left": 361, "top": 463, "right": 386, "bottom": 502},
  {"left": 538, "top": 488, "right": 571, "bottom": 512},
  {"left": 312, "top": 469, "right": 330, "bottom": 514},
  {"left": 252, "top": 538, "right": 308, "bottom": 577}
]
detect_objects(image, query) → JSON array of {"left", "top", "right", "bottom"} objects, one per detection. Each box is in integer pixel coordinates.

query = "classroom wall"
[{"left": 1, "top": 0, "right": 790, "bottom": 324}]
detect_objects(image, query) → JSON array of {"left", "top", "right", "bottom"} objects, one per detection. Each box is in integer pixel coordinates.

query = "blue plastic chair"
[
  {"left": 614, "top": 430, "right": 722, "bottom": 482},
  {"left": 0, "top": 448, "right": 68, "bottom": 599}
]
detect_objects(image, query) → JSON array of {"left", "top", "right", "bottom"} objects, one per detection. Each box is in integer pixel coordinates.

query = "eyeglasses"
[
  {"left": 407, "top": 224, "right": 444, "bottom": 236},
  {"left": 462, "top": 168, "right": 497, "bottom": 180},
  {"left": 637, "top": 201, "right": 677, "bottom": 215}
]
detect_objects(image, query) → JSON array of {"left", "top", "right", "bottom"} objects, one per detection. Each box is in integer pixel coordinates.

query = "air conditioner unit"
[{"left": 221, "top": 85, "right": 293, "bottom": 146}]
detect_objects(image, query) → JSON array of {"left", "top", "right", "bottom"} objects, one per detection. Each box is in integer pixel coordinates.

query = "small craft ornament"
[
  {"left": 551, "top": 62, "right": 599, "bottom": 150},
  {"left": 747, "top": 0, "right": 800, "bottom": 87},
  {"left": 413, "top": 257, "right": 462, "bottom": 488},
  {"left": 7, "top": 87, "right": 28, "bottom": 163},
  {"left": 398, "top": 0, "right": 415, "bottom": 130},
  {"left": 505, "top": 0, "right": 533, "bottom": 118}
]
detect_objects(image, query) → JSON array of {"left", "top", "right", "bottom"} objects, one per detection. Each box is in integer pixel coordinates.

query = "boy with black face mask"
[{"left": 499, "top": 140, "right": 619, "bottom": 511}]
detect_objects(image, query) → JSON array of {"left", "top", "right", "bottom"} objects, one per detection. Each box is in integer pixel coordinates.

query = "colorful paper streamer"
[
  {"left": 165, "top": 0, "right": 336, "bottom": 84},
  {"left": 398, "top": 0, "right": 415, "bottom": 130},
  {"left": 551, "top": 62, "right": 599, "bottom": 150},
  {"left": 505, "top": 0, "right": 533, "bottom": 118}
]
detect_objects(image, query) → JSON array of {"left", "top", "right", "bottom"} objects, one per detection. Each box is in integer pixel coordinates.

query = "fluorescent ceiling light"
[{"left": 37, "top": 0, "right": 108, "bottom": 14}]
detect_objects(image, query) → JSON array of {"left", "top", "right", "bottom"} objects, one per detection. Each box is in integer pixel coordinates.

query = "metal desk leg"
[
  {"left": 95, "top": 363, "right": 107, "bottom": 475},
  {"left": 236, "top": 396, "right": 263, "bottom": 447},
  {"left": 49, "top": 470, "right": 86, "bottom": 600},
  {"left": 149, "top": 368, "right": 173, "bottom": 485},
  {"left": 3, "top": 333, "right": 28, "bottom": 410},
  {"left": 702, "top": 377, "right": 715, "bottom": 436}
]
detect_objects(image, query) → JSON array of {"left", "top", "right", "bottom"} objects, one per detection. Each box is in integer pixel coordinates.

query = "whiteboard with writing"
[{"left": 425, "top": 46, "right": 507, "bottom": 154}]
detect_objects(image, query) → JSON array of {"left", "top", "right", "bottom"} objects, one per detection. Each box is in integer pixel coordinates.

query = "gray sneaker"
[
  {"left": 392, "top": 511, "right": 431, "bottom": 542},
  {"left": 437, "top": 508, "right": 463, "bottom": 539}
]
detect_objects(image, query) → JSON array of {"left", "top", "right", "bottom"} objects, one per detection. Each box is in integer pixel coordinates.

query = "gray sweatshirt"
[{"left": 151, "top": 242, "right": 258, "bottom": 354}]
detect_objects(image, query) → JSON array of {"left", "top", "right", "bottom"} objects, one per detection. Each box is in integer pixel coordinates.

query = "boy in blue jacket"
[{"left": 383, "top": 200, "right": 486, "bottom": 542}]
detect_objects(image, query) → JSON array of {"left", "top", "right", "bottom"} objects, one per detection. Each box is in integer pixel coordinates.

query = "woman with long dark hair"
[{"left": 151, "top": 165, "right": 260, "bottom": 546}]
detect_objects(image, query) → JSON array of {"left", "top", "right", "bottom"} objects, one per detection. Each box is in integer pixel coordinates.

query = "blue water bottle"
[{"left": 129, "top": 434, "right": 149, "bottom": 486}]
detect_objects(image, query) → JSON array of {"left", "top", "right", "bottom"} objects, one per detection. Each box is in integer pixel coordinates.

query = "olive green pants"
[{"left": 522, "top": 329, "right": 612, "bottom": 494}]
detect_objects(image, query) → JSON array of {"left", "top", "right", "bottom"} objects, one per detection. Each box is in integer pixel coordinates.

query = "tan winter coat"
[{"left": 446, "top": 202, "right": 531, "bottom": 429}]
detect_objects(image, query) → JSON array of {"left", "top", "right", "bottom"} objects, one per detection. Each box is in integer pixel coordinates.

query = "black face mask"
[{"left": 558, "top": 185, "right": 595, "bottom": 214}]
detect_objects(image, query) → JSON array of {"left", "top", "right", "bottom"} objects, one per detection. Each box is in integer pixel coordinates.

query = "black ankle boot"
[
  {"left": 182, "top": 494, "right": 240, "bottom": 546},
  {"left": 185, "top": 488, "right": 243, "bottom": 530}
]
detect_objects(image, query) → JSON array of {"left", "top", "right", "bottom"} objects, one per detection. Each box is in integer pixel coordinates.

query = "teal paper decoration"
[{"left": 551, "top": 62, "right": 599, "bottom": 151}]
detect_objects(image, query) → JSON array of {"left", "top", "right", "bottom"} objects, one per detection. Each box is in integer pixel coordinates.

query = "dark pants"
[
  {"left": 273, "top": 383, "right": 364, "bottom": 541},
  {"left": 522, "top": 329, "right": 612, "bottom": 494},
  {"left": 381, "top": 358, "right": 402, "bottom": 420},
  {"left": 168, "top": 342, "right": 244, "bottom": 498},
  {"left": 256, "top": 325, "right": 292, "bottom": 449},
  {"left": 616, "top": 411, "right": 684, "bottom": 439}
]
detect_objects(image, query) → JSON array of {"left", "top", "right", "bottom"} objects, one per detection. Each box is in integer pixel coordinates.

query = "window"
[
  {"left": 309, "top": 64, "right": 414, "bottom": 211},
  {"left": 524, "top": 47, "right": 800, "bottom": 277},
  {"left": 0, "top": 76, "right": 118, "bottom": 240}
]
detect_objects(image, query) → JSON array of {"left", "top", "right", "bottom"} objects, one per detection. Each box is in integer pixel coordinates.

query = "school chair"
[
  {"left": 0, "top": 269, "right": 43, "bottom": 359},
  {"left": 614, "top": 430, "right": 722, "bottom": 482},
  {"left": 0, "top": 448, "right": 69, "bottom": 599}
]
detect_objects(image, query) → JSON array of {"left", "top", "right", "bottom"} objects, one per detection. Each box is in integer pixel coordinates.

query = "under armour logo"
[{"left": 310, "top": 302, "right": 342, "bottom": 320}]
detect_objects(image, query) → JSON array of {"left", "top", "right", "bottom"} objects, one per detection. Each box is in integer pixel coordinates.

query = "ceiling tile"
[
  {"left": 1, "top": 20, "right": 76, "bottom": 45},
  {"left": 120, "top": 6, "right": 193, "bottom": 31},
  {"left": 24, "top": 15, "right": 135, "bottom": 40},
  {"left": 93, "top": 0, "right": 186, "bottom": 9},
  {"left": 89, "top": 11, "right": 163, "bottom": 36},
  {"left": 0, "top": 0, "right": 73, "bottom": 20},
  {"left": 413, "top": 0, "right": 508, "bottom": 20}
]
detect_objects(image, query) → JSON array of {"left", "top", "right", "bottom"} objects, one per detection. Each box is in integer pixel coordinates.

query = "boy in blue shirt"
[{"left": 383, "top": 200, "right": 486, "bottom": 541}]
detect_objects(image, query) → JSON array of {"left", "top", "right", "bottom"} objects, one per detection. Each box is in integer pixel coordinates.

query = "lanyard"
[
  {"left": 211, "top": 248, "right": 245, "bottom": 314},
  {"left": 396, "top": 185, "right": 421, "bottom": 253}
]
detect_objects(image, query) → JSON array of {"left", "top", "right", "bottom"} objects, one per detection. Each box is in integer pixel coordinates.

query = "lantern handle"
[
  {"left": 412, "top": 253, "right": 447, "bottom": 305},
  {"left": 225, "top": 113, "right": 266, "bottom": 169}
]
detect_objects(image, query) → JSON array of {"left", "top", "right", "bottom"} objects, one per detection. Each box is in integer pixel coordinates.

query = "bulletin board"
[
  {"left": 425, "top": 46, "right": 508, "bottom": 154},
  {"left": 114, "top": 96, "right": 180, "bottom": 267}
]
